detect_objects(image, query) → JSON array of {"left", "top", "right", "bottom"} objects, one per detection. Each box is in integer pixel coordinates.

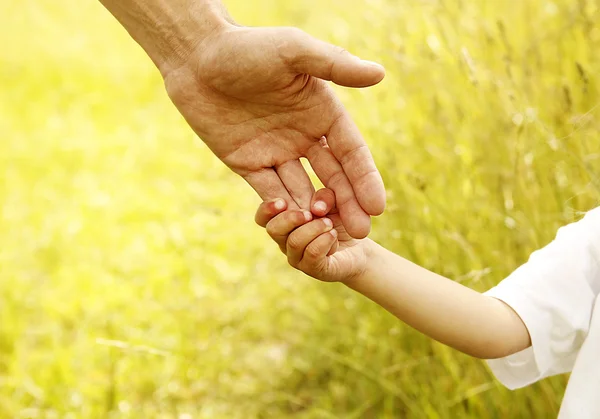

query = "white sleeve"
[{"left": 484, "top": 207, "right": 600, "bottom": 390}]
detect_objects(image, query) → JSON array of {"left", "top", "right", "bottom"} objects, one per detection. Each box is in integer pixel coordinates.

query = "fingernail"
[
  {"left": 361, "top": 59, "right": 384, "bottom": 69},
  {"left": 323, "top": 218, "right": 333, "bottom": 228},
  {"left": 313, "top": 201, "right": 327, "bottom": 213},
  {"left": 303, "top": 211, "right": 313, "bottom": 222},
  {"left": 274, "top": 199, "right": 286, "bottom": 210},
  {"left": 330, "top": 229, "right": 338, "bottom": 238}
]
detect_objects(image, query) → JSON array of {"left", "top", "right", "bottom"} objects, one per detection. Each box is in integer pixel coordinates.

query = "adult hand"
[{"left": 164, "top": 25, "right": 386, "bottom": 238}]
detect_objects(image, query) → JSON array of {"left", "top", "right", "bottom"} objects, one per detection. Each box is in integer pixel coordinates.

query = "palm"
[{"left": 164, "top": 26, "right": 385, "bottom": 238}]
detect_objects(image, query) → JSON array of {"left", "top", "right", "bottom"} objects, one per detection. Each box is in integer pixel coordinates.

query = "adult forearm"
[
  {"left": 99, "top": 0, "right": 234, "bottom": 76},
  {"left": 348, "top": 242, "right": 530, "bottom": 359}
]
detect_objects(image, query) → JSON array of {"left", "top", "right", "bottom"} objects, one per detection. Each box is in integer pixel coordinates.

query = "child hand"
[{"left": 255, "top": 188, "right": 374, "bottom": 284}]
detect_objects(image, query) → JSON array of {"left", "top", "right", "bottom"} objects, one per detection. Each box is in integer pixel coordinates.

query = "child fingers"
[
  {"left": 266, "top": 209, "right": 313, "bottom": 251},
  {"left": 300, "top": 229, "right": 338, "bottom": 269},
  {"left": 311, "top": 188, "right": 336, "bottom": 217},
  {"left": 287, "top": 218, "right": 334, "bottom": 267},
  {"left": 255, "top": 199, "right": 287, "bottom": 227}
]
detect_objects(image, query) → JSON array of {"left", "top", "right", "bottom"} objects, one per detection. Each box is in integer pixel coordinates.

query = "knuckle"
[
  {"left": 328, "top": 170, "right": 346, "bottom": 189},
  {"left": 340, "top": 144, "right": 369, "bottom": 167},
  {"left": 277, "top": 27, "right": 308, "bottom": 67},
  {"left": 284, "top": 210, "right": 299, "bottom": 224},
  {"left": 286, "top": 235, "right": 302, "bottom": 250},
  {"left": 306, "top": 244, "right": 321, "bottom": 259},
  {"left": 266, "top": 223, "right": 277, "bottom": 237}
]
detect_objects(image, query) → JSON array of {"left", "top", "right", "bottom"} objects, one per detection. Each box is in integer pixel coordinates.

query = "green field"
[{"left": 1, "top": 0, "right": 599, "bottom": 417}]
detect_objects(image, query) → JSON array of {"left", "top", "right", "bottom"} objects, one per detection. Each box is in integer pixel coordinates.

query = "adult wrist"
[
  {"left": 152, "top": 3, "right": 236, "bottom": 77},
  {"left": 100, "top": 0, "right": 236, "bottom": 77}
]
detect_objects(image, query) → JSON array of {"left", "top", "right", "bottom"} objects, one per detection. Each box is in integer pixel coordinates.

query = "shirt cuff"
[{"left": 484, "top": 284, "right": 552, "bottom": 390}]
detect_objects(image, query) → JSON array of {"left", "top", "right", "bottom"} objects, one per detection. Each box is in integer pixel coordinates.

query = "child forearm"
[{"left": 347, "top": 241, "right": 531, "bottom": 359}]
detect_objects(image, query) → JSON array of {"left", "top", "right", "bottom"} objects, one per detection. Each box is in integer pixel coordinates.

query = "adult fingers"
[
  {"left": 306, "top": 141, "right": 371, "bottom": 239},
  {"left": 326, "top": 109, "right": 386, "bottom": 216},
  {"left": 244, "top": 168, "right": 301, "bottom": 211},
  {"left": 275, "top": 159, "right": 315, "bottom": 210}
]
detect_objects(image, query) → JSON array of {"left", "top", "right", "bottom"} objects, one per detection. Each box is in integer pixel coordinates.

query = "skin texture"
[
  {"left": 98, "top": 0, "right": 387, "bottom": 239},
  {"left": 98, "top": 0, "right": 528, "bottom": 363},
  {"left": 255, "top": 191, "right": 532, "bottom": 360},
  {"left": 256, "top": 189, "right": 374, "bottom": 284},
  {"left": 164, "top": 26, "right": 386, "bottom": 239}
]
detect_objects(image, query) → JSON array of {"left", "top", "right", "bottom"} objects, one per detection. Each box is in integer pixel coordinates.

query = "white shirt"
[{"left": 484, "top": 206, "right": 600, "bottom": 419}]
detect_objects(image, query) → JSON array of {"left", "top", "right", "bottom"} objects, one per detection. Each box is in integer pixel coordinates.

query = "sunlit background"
[{"left": 2, "top": 0, "right": 599, "bottom": 417}]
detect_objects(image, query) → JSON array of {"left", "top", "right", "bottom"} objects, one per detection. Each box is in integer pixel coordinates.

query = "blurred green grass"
[{"left": 1, "top": 0, "right": 599, "bottom": 417}]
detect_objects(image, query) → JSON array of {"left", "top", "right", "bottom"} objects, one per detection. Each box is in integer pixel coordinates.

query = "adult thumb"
[{"left": 283, "top": 28, "right": 385, "bottom": 88}]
